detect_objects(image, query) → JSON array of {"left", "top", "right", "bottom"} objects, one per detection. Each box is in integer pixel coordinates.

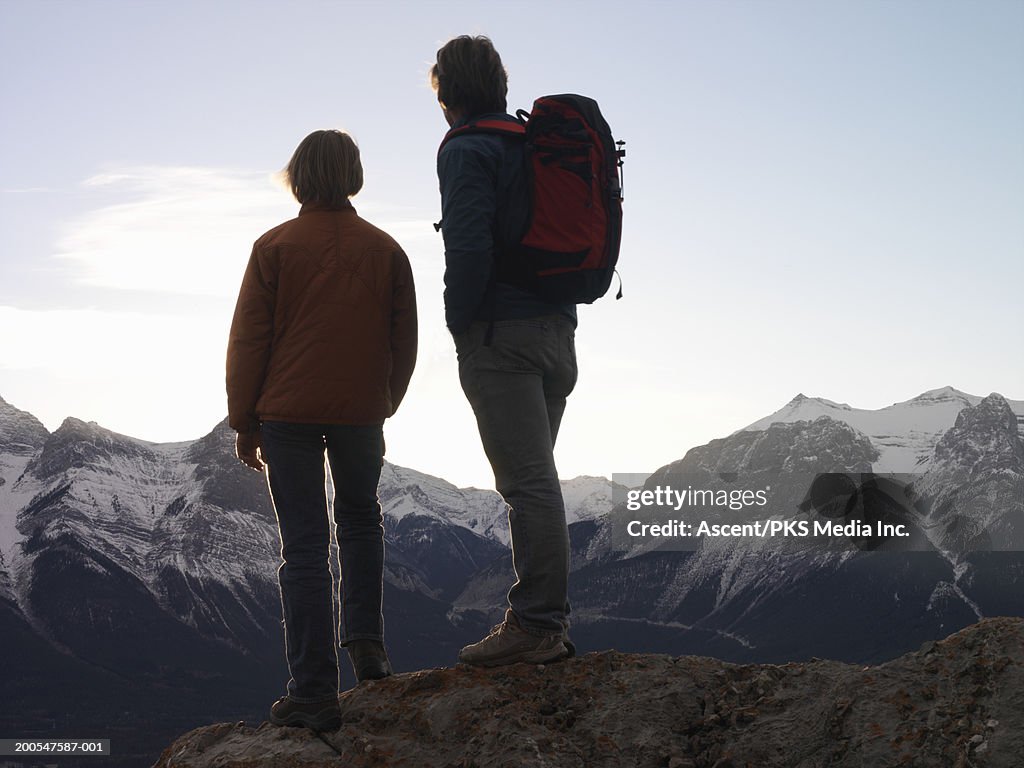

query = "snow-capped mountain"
[
  {"left": 0, "top": 396, "right": 613, "bottom": 689},
  {"left": 740, "top": 386, "right": 1024, "bottom": 472},
  {"left": 0, "top": 399, "right": 613, "bottom": 766},
  {"left": 456, "top": 388, "right": 1023, "bottom": 664},
  {"left": 379, "top": 465, "right": 613, "bottom": 545},
  {"left": 1, "top": 387, "right": 1020, "bottom": 767}
]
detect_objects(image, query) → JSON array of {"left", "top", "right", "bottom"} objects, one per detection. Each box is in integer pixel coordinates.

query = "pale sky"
[{"left": 1, "top": 0, "right": 1022, "bottom": 488}]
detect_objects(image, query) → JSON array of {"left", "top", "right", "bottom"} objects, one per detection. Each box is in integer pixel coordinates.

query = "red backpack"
[{"left": 439, "top": 94, "right": 625, "bottom": 304}]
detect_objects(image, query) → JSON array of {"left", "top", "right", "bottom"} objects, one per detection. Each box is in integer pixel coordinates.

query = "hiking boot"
[
  {"left": 458, "top": 610, "right": 570, "bottom": 667},
  {"left": 348, "top": 639, "right": 393, "bottom": 682},
  {"left": 563, "top": 635, "right": 577, "bottom": 658},
  {"left": 269, "top": 695, "right": 342, "bottom": 731}
]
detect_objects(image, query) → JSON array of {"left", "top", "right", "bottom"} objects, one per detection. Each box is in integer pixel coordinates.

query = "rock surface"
[{"left": 154, "top": 617, "right": 1023, "bottom": 768}]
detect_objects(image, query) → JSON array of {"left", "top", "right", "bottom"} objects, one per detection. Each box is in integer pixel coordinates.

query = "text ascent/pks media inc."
[
  {"left": 625, "top": 519, "right": 910, "bottom": 539},
  {"left": 623, "top": 485, "right": 911, "bottom": 539}
]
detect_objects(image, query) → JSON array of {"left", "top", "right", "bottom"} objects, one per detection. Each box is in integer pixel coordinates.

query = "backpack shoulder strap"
[{"left": 438, "top": 118, "right": 526, "bottom": 155}]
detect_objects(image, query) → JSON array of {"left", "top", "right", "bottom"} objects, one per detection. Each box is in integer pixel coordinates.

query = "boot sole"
[
  {"left": 461, "top": 642, "right": 569, "bottom": 668},
  {"left": 270, "top": 705, "right": 342, "bottom": 731},
  {"left": 355, "top": 663, "right": 393, "bottom": 682}
]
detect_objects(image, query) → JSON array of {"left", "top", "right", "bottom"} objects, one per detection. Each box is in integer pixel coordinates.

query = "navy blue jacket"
[{"left": 437, "top": 113, "right": 577, "bottom": 334}]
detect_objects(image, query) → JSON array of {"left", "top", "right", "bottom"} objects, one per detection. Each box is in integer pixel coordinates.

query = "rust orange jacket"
[{"left": 226, "top": 202, "right": 417, "bottom": 433}]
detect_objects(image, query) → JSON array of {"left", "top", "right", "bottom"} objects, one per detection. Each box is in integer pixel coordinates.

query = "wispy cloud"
[
  {"left": 56, "top": 166, "right": 295, "bottom": 298},
  {"left": 53, "top": 165, "right": 444, "bottom": 299}
]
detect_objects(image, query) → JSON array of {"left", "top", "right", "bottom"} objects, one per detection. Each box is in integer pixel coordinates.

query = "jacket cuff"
[{"left": 231, "top": 416, "right": 261, "bottom": 434}]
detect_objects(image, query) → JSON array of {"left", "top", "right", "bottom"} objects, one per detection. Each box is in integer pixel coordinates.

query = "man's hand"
[{"left": 235, "top": 431, "right": 265, "bottom": 472}]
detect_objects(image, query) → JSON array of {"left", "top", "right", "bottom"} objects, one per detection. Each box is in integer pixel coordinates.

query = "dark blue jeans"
[
  {"left": 260, "top": 421, "right": 385, "bottom": 701},
  {"left": 454, "top": 315, "right": 578, "bottom": 636}
]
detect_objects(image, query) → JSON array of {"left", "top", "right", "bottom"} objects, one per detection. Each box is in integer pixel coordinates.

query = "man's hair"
[
  {"left": 285, "top": 130, "right": 363, "bottom": 207},
  {"left": 431, "top": 35, "right": 508, "bottom": 117}
]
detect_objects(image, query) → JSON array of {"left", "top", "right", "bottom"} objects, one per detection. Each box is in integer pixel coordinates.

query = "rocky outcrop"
[
  {"left": 155, "top": 617, "right": 1023, "bottom": 768},
  {"left": 911, "top": 393, "right": 1024, "bottom": 552},
  {"left": 0, "top": 394, "right": 49, "bottom": 456}
]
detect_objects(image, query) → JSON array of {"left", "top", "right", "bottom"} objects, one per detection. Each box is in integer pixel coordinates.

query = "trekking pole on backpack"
[{"left": 616, "top": 140, "right": 626, "bottom": 201}]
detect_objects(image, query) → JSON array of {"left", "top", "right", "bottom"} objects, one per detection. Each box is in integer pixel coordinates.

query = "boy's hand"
[{"left": 235, "top": 431, "right": 264, "bottom": 472}]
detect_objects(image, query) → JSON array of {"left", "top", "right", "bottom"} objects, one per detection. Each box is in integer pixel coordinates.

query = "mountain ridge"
[{"left": 1, "top": 387, "right": 1021, "bottom": 767}]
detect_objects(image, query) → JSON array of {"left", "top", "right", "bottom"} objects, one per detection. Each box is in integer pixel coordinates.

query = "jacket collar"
[{"left": 299, "top": 200, "right": 356, "bottom": 215}]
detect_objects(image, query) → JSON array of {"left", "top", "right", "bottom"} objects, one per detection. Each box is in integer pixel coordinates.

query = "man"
[{"left": 431, "top": 35, "right": 576, "bottom": 666}]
